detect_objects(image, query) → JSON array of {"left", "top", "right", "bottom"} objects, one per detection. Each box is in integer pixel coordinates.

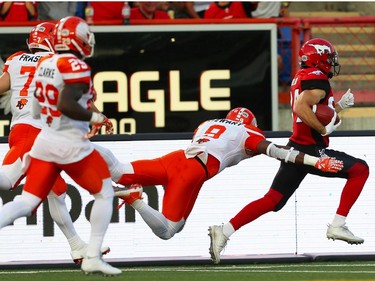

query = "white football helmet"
[
  {"left": 27, "top": 22, "right": 55, "bottom": 53},
  {"left": 226, "top": 107, "right": 257, "bottom": 127},
  {"left": 54, "top": 16, "right": 95, "bottom": 59}
]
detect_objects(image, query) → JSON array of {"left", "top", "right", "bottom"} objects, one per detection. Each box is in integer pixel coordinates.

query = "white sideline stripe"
[
  {"left": 2, "top": 269, "right": 375, "bottom": 275},
  {"left": 126, "top": 269, "right": 375, "bottom": 274},
  {"left": 2, "top": 263, "right": 375, "bottom": 275},
  {"left": 0, "top": 270, "right": 79, "bottom": 274}
]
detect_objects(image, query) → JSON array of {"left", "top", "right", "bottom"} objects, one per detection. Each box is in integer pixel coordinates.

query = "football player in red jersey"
[
  {"left": 0, "top": 16, "right": 121, "bottom": 276},
  {"left": 114, "top": 107, "right": 343, "bottom": 242},
  {"left": 209, "top": 38, "right": 369, "bottom": 264}
]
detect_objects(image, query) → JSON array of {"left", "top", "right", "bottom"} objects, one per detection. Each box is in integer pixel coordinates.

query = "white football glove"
[
  {"left": 337, "top": 88, "right": 354, "bottom": 110},
  {"left": 321, "top": 111, "right": 341, "bottom": 136},
  {"left": 84, "top": 112, "right": 107, "bottom": 139}
]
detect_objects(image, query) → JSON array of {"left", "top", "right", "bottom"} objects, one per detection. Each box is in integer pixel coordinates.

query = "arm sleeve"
[
  {"left": 301, "top": 79, "right": 331, "bottom": 96},
  {"left": 266, "top": 143, "right": 319, "bottom": 166}
]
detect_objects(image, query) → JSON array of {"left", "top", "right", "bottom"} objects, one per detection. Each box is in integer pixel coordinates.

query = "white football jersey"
[
  {"left": 185, "top": 118, "right": 266, "bottom": 173},
  {"left": 30, "top": 53, "right": 94, "bottom": 164},
  {"left": 3, "top": 51, "right": 51, "bottom": 129}
]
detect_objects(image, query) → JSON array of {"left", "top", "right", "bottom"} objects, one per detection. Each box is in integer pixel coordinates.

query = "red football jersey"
[
  {"left": 92, "top": 2, "right": 124, "bottom": 21},
  {"left": 0, "top": 2, "right": 37, "bottom": 21},
  {"left": 204, "top": 2, "right": 248, "bottom": 19},
  {"left": 289, "top": 67, "right": 335, "bottom": 147}
]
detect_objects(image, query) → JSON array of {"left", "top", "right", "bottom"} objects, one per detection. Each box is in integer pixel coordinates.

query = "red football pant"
[
  {"left": 23, "top": 149, "right": 110, "bottom": 202},
  {"left": 118, "top": 150, "right": 208, "bottom": 222}
]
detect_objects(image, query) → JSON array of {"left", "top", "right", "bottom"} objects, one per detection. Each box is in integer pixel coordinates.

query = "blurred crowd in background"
[{"left": 0, "top": 2, "right": 291, "bottom": 22}]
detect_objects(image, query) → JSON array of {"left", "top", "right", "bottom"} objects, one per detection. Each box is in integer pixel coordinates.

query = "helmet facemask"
[
  {"left": 74, "top": 21, "right": 95, "bottom": 58},
  {"left": 71, "top": 31, "right": 95, "bottom": 59},
  {"left": 327, "top": 51, "right": 340, "bottom": 77}
]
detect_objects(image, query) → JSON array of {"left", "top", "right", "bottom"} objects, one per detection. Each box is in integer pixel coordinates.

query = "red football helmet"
[
  {"left": 226, "top": 107, "right": 257, "bottom": 127},
  {"left": 54, "top": 16, "right": 95, "bottom": 58},
  {"left": 27, "top": 22, "right": 55, "bottom": 53},
  {"left": 299, "top": 38, "right": 340, "bottom": 77}
]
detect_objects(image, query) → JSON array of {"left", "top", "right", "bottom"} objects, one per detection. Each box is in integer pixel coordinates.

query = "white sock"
[
  {"left": 331, "top": 214, "right": 346, "bottom": 227},
  {"left": 47, "top": 192, "right": 86, "bottom": 250},
  {"left": 0, "top": 169, "right": 13, "bottom": 191},
  {"left": 132, "top": 200, "right": 174, "bottom": 239},
  {"left": 68, "top": 235, "right": 87, "bottom": 251},
  {"left": 1, "top": 159, "right": 22, "bottom": 190},
  {"left": 86, "top": 181, "right": 113, "bottom": 258},
  {"left": 131, "top": 199, "right": 142, "bottom": 209},
  {"left": 0, "top": 191, "right": 40, "bottom": 228},
  {"left": 223, "top": 222, "right": 235, "bottom": 238},
  {"left": 0, "top": 199, "right": 31, "bottom": 227}
]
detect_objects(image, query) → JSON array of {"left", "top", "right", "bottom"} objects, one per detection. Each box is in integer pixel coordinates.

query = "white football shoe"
[
  {"left": 208, "top": 224, "right": 229, "bottom": 264},
  {"left": 114, "top": 184, "right": 143, "bottom": 209},
  {"left": 71, "top": 245, "right": 110, "bottom": 264},
  {"left": 81, "top": 256, "right": 122, "bottom": 276},
  {"left": 326, "top": 223, "right": 364, "bottom": 245},
  {"left": 114, "top": 184, "right": 143, "bottom": 199}
]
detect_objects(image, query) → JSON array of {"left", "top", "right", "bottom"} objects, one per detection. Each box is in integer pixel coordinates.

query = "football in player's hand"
[{"left": 312, "top": 104, "right": 340, "bottom": 126}]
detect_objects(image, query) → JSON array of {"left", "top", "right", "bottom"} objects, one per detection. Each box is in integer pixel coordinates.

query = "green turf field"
[{"left": 1, "top": 262, "right": 375, "bottom": 281}]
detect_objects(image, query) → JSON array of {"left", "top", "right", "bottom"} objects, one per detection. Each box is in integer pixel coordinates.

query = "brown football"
[{"left": 312, "top": 104, "right": 340, "bottom": 126}]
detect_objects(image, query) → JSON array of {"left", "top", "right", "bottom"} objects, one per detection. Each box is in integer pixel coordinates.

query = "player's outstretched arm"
[{"left": 256, "top": 140, "right": 343, "bottom": 173}]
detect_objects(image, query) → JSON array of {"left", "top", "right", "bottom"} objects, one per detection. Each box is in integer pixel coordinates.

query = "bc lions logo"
[
  {"left": 196, "top": 138, "right": 210, "bottom": 144},
  {"left": 308, "top": 44, "right": 331, "bottom": 55}
]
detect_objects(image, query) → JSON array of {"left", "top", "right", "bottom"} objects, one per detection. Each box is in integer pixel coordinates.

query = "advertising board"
[
  {"left": 0, "top": 133, "right": 373, "bottom": 263},
  {"left": 0, "top": 23, "right": 278, "bottom": 136}
]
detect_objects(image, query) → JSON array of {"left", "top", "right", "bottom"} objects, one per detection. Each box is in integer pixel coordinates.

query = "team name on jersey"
[
  {"left": 19, "top": 54, "right": 41, "bottom": 63},
  {"left": 37, "top": 66, "right": 55, "bottom": 79},
  {"left": 212, "top": 118, "right": 243, "bottom": 126}
]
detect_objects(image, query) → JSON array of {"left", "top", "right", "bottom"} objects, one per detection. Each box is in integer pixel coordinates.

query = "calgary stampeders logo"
[{"left": 308, "top": 44, "right": 331, "bottom": 55}]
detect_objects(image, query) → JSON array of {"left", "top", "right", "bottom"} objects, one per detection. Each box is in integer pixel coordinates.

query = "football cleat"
[
  {"left": 326, "top": 223, "right": 364, "bottom": 245},
  {"left": 208, "top": 224, "right": 229, "bottom": 264},
  {"left": 71, "top": 245, "right": 111, "bottom": 265},
  {"left": 114, "top": 184, "right": 143, "bottom": 209},
  {"left": 81, "top": 256, "right": 122, "bottom": 276}
]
